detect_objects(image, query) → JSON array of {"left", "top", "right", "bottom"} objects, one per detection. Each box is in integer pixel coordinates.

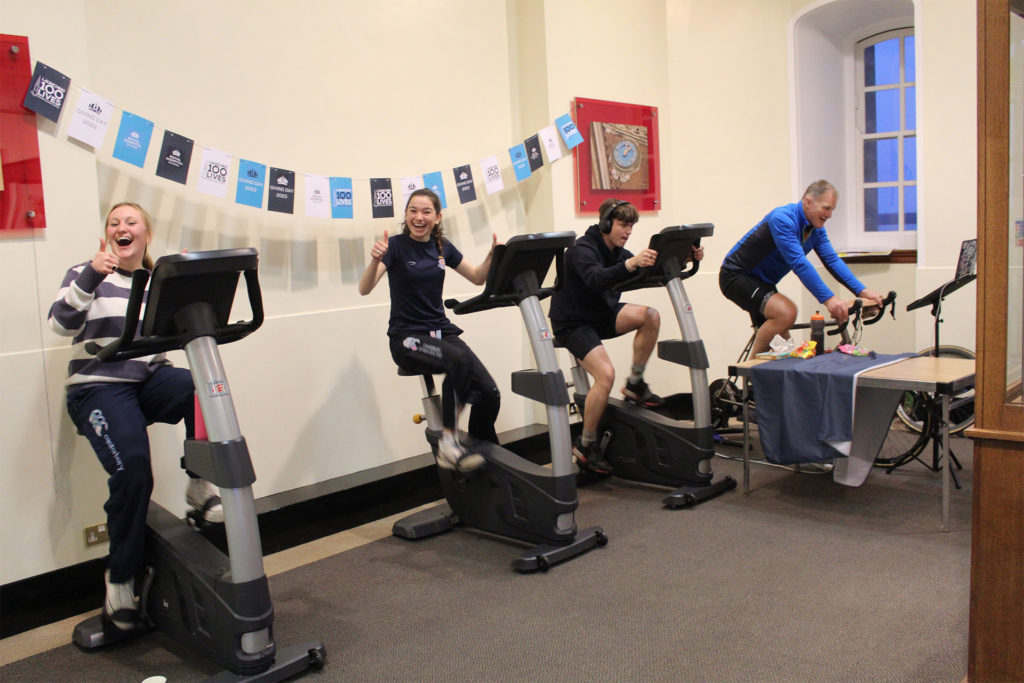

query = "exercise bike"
[
  {"left": 391, "top": 232, "right": 607, "bottom": 572},
  {"left": 72, "top": 249, "right": 326, "bottom": 680},
  {"left": 562, "top": 224, "right": 737, "bottom": 508}
]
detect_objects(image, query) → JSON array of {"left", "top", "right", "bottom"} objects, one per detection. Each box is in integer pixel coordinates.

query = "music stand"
[
  {"left": 893, "top": 239, "right": 977, "bottom": 483},
  {"left": 906, "top": 239, "right": 977, "bottom": 355}
]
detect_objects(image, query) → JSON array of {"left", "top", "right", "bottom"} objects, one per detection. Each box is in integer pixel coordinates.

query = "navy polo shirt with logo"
[{"left": 382, "top": 233, "right": 464, "bottom": 337}]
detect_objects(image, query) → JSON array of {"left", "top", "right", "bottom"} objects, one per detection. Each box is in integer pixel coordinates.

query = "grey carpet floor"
[{"left": 0, "top": 440, "right": 972, "bottom": 682}]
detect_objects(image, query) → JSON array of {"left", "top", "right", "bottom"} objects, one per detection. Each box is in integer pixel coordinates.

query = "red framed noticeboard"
[
  {"left": 572, "top": 97, "right": 660, "bottom": 214},
  {"left": 1, "top": 34, "right": 46, "bottom": 230}
]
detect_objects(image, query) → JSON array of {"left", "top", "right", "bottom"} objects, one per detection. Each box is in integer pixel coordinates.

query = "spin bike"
[
  {"left": 72, "top": 249, "right": 326, "bottom": 680},
  {"left": 709, "top": 290, "right": 898, "bottom": 439},
  {"left": 391, "top": 232, "right": 607, "bottom": 572},
  {"left": 563, "top": 224, "right": 737, "bottom": 508}
]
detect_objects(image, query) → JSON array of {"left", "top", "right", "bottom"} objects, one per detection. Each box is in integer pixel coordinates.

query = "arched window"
[
  {"left": 791, "top": 0, "right": 915, "bottom": 252},
  {"left": 856, "top": 28, "right": 916, "bottom": 236}
]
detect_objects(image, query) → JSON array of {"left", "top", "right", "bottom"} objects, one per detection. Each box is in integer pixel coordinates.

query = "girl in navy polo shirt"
[{"left": 359, "top": 188, "right": 499, "bottom": 472}]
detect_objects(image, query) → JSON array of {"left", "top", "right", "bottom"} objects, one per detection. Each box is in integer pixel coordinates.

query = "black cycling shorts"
[
  {"left": 553, "top": 303, "right": 625, "bottom": 360},
  {"left": 719, "top": 268, "right": 777, "bottom": 327}
]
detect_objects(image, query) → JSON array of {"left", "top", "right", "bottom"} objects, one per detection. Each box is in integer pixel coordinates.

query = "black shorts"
[
  {"left": 719, "top": 268, "right": 777, "bottom": 327},
  {"left": 553, "top": 304, "right": 625, "bottom": 360}
]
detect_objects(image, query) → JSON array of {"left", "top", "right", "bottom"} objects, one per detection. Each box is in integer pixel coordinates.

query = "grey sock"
[{"left": 629, "top": 364, "right": 645, "bottom": 383}]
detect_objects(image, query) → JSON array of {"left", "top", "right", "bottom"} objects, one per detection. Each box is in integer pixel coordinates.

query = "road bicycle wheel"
[
  {"left": 875, "top": 391, "right": 934, "bottom": 467},
  {"left": 895, "top": 345, "right": 975, "bottom": 435}
]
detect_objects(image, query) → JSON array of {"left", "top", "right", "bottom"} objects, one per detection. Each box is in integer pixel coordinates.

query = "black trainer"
[
  {"left": 622, "top": 378, "right": 664, "bottom": 408},
  {"left": 573, "top": 439, "right": 613, "bottom": 475}
]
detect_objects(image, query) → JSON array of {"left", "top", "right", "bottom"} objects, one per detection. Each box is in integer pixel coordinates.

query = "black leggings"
[{"left": 389, "top": 333, "right": 500, "bottom": 443}]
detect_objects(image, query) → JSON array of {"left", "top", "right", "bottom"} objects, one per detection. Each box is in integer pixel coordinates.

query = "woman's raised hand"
[
  {"left": 90, "top": 238, "right": 119, "bottom": 274},
  {"left": 370, "top": 230, "right": 389, "bottom": 261}
]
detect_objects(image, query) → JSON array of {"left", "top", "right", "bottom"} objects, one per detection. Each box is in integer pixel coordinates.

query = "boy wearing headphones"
[{"left": 550, "top": 198, "right": 703, "bottom": 475}]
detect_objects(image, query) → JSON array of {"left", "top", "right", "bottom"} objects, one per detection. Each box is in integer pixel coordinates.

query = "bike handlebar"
[
  {"left": 444, "top": 285, "right": 559, "bottom": 311},
  {"left": 828, "top": 299, "right": 863, "bottom": 337},
  {"left": 863, "top": 290, "right": 898, "bottom": 325},
  {"left": 826, "top": 290, "right": 897, "bottom": 338}
]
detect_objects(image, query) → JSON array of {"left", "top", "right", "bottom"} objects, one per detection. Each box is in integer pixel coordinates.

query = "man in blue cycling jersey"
[{"left": 719, "top": 180, "right": 884, "bottom": 356}]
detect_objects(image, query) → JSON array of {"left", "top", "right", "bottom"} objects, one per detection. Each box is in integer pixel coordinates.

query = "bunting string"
[{"left": 21, "top": 59, "right": 586, "bottom": 221}]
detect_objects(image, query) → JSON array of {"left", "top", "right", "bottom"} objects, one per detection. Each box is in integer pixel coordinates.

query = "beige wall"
[
  {"left": 912, "top": 0, "right": 978, "bottom": 352},
  {"left": 0, "top": 0, "right": 978, "bottom": 584}
]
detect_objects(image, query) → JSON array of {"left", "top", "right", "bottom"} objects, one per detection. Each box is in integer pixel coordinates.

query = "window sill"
[{"left": 841, "top": 249, "right": 917, "bottom": 265}]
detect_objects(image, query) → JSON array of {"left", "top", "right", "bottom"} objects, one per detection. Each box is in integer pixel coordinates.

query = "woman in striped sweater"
[{"left": 48, "top": 202, "right": 220, "bottom": 632}]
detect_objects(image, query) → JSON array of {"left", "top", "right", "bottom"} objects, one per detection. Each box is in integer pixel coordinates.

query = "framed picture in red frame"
[{"left": 572, "top": 97, "right": 660, "bottom": 214}]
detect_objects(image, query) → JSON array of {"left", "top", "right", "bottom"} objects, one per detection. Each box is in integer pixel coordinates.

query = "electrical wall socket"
[{"left": 84, "top": 523, "right": 109, "bottom": 547}]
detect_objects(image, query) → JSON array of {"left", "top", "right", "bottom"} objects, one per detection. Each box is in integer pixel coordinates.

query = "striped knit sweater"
[{"left": 48, "top": 262, "right": 169, "bottom": 387}]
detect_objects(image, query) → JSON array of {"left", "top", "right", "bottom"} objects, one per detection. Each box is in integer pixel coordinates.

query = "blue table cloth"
[{"left": 750, "top": 352, "right": 913, "bottom": 464}]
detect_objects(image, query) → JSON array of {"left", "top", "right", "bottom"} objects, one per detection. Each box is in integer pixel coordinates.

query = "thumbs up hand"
[
  {"left": 90, "top": 238, "right": 119, "bottom": 274},
  {"left": 371, "top": 230, "right": 389, "bottom": 261}
]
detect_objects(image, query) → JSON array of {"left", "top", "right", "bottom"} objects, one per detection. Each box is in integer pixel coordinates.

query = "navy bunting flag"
[
  {"left": 524, "top": 134, "right": 544, "bottom": 172},
  {"left": 23, "top": 61, "right": 70, "bottom": 123},
  {"left": 453, "top": 165, "right": 476, "bottom": 204},
  {"left": 370, "top": 177, "right": 395, "bottom": 218},
  {"left": 155, "top": 130, "right": 194, "bottom": 185},
  {"left": 268, "top": 167, "right": 296, "bottom": 214}
]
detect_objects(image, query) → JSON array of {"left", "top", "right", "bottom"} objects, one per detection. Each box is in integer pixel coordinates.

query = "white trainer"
[
  {"left": 186, "top": 477, "right": 224, "bottom": 524},
  {"left": 437, "top": 432, "right": 485, "bottom": 473},
  {"left": 103, "top": 569, "right": 139, "bottom": 631}
]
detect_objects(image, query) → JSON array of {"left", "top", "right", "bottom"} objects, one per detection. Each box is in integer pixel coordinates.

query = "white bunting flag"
[
  {"left": 66, "top": 89, "right": 113, "bottom": 149},
  {"left": 538, "top": 125, "right": 562, "bottom": 162},
  {"left": 305, "top": 174, "right": 331, "bottom": 218},
  {"left": 196, "top": 147, "right": 231, "bottom": 198},
  {"left": 399, "top": 175, "right": 424, "bottom": 209},
  {"left": 479, "top": 156, "right": 503, "bottom": 195}
]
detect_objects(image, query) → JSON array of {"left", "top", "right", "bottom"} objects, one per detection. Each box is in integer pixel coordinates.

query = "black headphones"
[{"left": 598, "top": 199, "right": 629, "bottom": 234}]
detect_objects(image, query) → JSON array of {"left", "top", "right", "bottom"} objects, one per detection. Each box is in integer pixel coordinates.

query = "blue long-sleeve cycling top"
[{"left": 721, "top": 201, "right": 864, "bottom": 303}]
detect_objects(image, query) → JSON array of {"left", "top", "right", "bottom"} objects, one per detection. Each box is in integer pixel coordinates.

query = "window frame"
[{"left": 853, "top": 26, "right": 917, "bottom": 249}]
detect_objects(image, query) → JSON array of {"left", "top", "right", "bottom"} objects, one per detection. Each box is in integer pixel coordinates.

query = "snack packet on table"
[
  {"left": 790, "top": 340, "right": 817, "bottom": 359},
  {"left": 838, "top": 343, "right": 870, "bottom": 356}
]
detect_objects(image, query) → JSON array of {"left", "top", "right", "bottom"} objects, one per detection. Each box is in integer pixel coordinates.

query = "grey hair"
[{"left": 802, "top": 180, "right": 838, "bottom": 202}]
